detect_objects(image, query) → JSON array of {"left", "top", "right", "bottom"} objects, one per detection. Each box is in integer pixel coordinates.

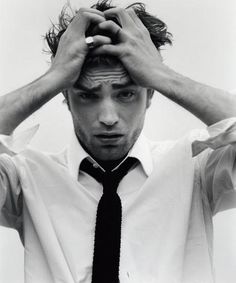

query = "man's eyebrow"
[
  {"left": 111, "top": 80, "right": 137, "bottom": 89},
  {"left": 73, "top": 84, "right": 101, "bottom": 92}
]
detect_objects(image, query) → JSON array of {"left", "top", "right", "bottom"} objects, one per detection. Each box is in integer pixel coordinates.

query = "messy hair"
[{"left": 45, "top": 0, "right": 172, "bottom": 58}]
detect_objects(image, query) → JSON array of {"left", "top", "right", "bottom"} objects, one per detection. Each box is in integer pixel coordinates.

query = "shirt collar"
[
  {"left": 128, "top": 133, "right": 153, "bottom": 176},
  {"left": 67, "top": 130, "right": 153, "bottom": 179}
]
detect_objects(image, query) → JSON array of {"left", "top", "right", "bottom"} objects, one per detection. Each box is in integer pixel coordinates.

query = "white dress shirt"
[{"left": 0, "top": 118, "right": 236, "bottom": 283}]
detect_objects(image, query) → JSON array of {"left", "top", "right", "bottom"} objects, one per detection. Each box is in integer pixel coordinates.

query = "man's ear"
[
  {"left": 62, "top": 90, "right": 70, "bottom": 111},
  {"left": 146, "top": 89, "right": 154, "bottom": 109}
]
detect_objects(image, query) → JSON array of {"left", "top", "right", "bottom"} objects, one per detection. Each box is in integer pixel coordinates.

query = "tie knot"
[{"left": 80, "top": 157, "right": 138, "bottom": 194}]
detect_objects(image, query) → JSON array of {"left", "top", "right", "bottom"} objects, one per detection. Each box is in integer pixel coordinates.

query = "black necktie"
[{"left": 80, "top": 157, "right": 137, "bottom": 283}]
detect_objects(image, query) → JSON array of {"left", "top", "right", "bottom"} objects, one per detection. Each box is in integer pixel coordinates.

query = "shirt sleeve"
[
  {"left": 195, "top": 117, "right": 236, "bottom": 215},
  {"left": 0, "top": 153, "right": 23, "bottom": 231},
  {"left": 0, "top": 125, "right": 38, "bottom": 231}
]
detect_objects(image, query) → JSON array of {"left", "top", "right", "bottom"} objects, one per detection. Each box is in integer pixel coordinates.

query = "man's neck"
[{"left": 96, "top": 158, "right": 127, "bottom": 171}]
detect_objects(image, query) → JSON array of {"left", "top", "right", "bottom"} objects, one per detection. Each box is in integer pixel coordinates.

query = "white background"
[{"left": 0, "top": 0, "right": 236, "bottom": 282}]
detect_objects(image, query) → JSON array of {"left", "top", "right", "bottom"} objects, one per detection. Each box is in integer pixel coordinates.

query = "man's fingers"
[
  {"left": 69, "top": 10, "right": 105, "bottom": 33},
  {"left": 76, "top": 7, "right": 104, "bottom": 17},
  {"left": 91, "top": 35, "right": 112, "bottom": 47},
  {"left": 90, "top": 44, "right": 121, "bottom": 57},
  {"left": 104, "top": 8, "right": 134, "bottom": 28},
  {"left": 82, "top": 12, "right": 106, "bottom": 30},
  {"left": 97, "top": 20, "right": 125, "bottom": 40}
]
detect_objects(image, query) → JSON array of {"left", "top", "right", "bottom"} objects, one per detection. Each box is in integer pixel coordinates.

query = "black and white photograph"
[{"left": 0, "top": 0, "right": 236, "bottom": 282}]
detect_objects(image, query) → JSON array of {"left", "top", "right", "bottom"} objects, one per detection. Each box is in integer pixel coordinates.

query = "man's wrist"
[
  {"left": 150, "top": 64, "right": 184, "bottom": 96},
  {"left": 42, "top": 69, "right": 70, "bottom": 96}
]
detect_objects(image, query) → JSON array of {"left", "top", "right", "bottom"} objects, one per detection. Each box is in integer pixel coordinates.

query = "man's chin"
[{"left": 91, "top": 145, "right": 128, "bottom": 162}]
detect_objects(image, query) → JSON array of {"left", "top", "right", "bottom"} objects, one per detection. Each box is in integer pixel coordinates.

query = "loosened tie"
[{"left": 80, "top": 157, "right": 137, "bottom": 283}]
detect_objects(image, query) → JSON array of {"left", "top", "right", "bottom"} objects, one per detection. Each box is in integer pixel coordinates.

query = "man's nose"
[{"left": 98, "top": 100, "right": 119, "bottom": 127}]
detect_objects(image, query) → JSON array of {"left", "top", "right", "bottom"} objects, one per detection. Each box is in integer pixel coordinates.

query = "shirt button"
[{"left": 93, "top": 163, "right": 99, "bottom": 168}]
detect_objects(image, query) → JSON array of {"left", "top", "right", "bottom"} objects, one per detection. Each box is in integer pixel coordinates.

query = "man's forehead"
[{"left": 76, "top": 64, "right": 133, "bottom": 89}]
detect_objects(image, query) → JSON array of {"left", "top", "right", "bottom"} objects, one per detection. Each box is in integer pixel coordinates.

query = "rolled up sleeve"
[{"left": 0, "top": 125, "right": 38, "bottom": 231}]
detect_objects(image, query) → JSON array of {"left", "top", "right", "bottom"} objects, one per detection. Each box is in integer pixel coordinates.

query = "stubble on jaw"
[{"left": 74, "top": 124, "right": 143, "bottom": 166}]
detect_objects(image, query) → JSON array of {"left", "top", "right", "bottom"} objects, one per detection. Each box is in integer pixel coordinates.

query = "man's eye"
[
  {"left": 118, "top": 91, "right": 136, "bottom": 101},
  {"left": 78, "top": 92, "right": 97, "bottom": 100}
]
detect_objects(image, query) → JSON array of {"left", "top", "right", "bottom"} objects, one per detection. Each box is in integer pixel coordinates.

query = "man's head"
[
  {"left": 66, "top": 56, "right": 154, "bottom": 164},
  {"left": 45, "top": 1, "right": 172, "bottom": 165}
]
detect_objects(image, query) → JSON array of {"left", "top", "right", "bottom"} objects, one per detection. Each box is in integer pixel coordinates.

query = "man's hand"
[
  {"left": 48, "top": 8, "right": 112, "bottom": 90},
  {"left": 0, "top": 8, "right": 113, "bottom": 135},
  {"left": 91, "top": 8, "right": 165, "bottom": 89}
]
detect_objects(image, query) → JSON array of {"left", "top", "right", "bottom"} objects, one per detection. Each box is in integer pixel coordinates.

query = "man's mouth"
[{"left": 95, "top": 133, "right": 124, "bottom": 144}]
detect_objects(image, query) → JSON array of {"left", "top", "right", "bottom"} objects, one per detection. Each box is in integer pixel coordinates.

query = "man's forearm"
[
  {"left": 0, "top": 71, "right": 63, "bottom": 135},
  {"left": 152, "top": 66, "right": 236, "bottom": 126},
  {"left": 0, "top": 9, "right": 109, "bottom": 136}
]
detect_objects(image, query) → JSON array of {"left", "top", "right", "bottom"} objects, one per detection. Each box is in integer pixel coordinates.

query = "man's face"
[{"left": 66, "top": 61, "right": 153, "bottom": 162}]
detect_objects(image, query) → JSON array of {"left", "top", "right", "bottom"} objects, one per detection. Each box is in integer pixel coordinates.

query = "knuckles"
[
  {"left": 100, "top": 19, "right": 115, "bottom": 27},
  {"left": 104, "top": 7, "right": 126, "bottom": 17},
  {"left": 77, "top": 7, "right": 87, "bottom": 14}
]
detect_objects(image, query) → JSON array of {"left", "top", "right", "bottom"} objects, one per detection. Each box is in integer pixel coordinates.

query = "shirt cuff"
[
  {"left": 192, "top": 117, "right": 236, "bottom": 157},
  {"left": 0, "top": 124, "right": 39, "bottom": 154},
  {"left": 207, "top": 117, "right": 236, "bottom": 137}
]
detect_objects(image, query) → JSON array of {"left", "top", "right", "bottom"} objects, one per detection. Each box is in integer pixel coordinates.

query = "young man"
[{"left": 0, "top": 1, "right": 236, "bottom": 282}]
